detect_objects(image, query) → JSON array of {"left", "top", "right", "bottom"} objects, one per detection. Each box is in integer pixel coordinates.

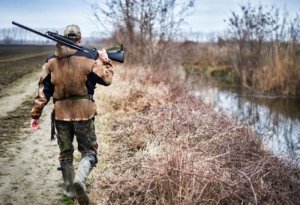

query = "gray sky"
[
  {"left": 187, "top": 0, "right": 300, "bottom": 33},
  {"left": 1, "top": 0, "right": 299, "bottom": 37}
]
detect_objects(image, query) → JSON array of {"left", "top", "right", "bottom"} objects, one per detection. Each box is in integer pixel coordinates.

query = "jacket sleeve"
[
  {"left": 91, "top": 49, "right": 114, "bottom": 86},
  {"left": 30, "top": 61, "right": 53, "bottom": 119}
]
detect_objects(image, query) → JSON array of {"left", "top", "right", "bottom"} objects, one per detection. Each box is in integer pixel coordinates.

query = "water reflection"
[{"left": 189, "top": 79, "right": 300, "bottom": 160}]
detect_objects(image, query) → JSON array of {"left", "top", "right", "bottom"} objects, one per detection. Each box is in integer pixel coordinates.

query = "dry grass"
[
  {"left": 181, "top": 41, "right": 300, "bottom": 96},
  {"left": 253, "top": 44, "right": 300, "bottom": 96},
  {"left": 90, "top": 66, "right": 300, "bottom": 205}
]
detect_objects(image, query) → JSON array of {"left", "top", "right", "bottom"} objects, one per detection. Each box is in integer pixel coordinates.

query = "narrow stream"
[{"left": 189, "top": 77, "right": 300, "bottom": 161}]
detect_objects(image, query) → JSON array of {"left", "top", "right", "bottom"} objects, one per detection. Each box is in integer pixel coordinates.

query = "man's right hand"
[
  {"left": 98, "top": 49, "right": 109, "bottom": 61},
  {"left": 30, "top": 119, "right": 40, "bottom": 131}
]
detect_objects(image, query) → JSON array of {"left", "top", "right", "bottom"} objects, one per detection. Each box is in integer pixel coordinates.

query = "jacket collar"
[{"left": 55, "top": 43, "right": 77, "bottom": 58}]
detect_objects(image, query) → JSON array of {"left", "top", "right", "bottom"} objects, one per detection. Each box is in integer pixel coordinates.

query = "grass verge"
[{"left": 90, "top": 66, "right": 300, "bottom": 205}]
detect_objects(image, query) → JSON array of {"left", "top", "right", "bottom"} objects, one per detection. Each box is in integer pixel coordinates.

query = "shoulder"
[{"left": 45, "top": 54, "right": 56, "bottom": 63}]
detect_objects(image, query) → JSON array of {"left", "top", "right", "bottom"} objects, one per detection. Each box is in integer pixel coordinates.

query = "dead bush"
[{"left": 91, "top": 67, "right": 300, "bottom": 204}]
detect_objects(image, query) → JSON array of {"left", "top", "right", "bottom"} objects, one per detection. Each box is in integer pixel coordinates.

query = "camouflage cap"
[{"left": 64, "top": 24, "right": 81, "bottom": 40}]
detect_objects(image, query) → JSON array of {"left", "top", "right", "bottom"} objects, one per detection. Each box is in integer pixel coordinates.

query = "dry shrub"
[
  {"left": 253, "top": 44, "right": 300, "bottom": 95},
  {"left": 181, "top": 41, "right": 232, "bottom": 70},
  {"left": 91, "top": 67, "right": 300, "bottom": 204},
  {"left": 225, "top": 3, "right": 300, "bottom": 95}
]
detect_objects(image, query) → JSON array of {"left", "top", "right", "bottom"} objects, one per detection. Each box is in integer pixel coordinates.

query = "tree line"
[{"left": 0, "top": 27, "right": 63, "bottom": 44}]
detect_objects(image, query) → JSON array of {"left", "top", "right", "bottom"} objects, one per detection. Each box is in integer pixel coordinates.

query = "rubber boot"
[
  {"left": 73, "top": 157, "right": 93, "bottom": 205},
  {"left": 61, "top": 161, "right": 76, "bottom": 199}
]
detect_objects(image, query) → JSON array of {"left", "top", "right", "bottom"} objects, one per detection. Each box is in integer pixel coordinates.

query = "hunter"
[{"left": 30, "top": 24, "right": 113, "bottom": 205}]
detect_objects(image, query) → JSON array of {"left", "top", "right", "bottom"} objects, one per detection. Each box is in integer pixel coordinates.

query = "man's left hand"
[{"left": 30, "top": 119, "right": 40, "bottom": 131}]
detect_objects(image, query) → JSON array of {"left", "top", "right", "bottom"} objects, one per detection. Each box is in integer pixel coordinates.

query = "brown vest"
[{"left": 30, "top": 45, "right": 113, "bottom": 121}]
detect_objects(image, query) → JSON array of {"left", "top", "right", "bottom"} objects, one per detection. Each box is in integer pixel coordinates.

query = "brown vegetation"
[
  {"left": 90, "top": 66, "right": 300, "bottom": 204},
  {"left": 90, "top": 0, "right": 195, "bottom": 69},
  {"left": 92, "top": 1, "right": 300, "bottom": 96},
  {"left": 183, "top": 3, "right": 300, "bottom": 96},
  {"left": 226, "top": 3, "right": 300, "bottom": 95}
]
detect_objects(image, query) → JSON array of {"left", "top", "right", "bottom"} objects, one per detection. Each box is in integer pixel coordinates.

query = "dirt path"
[{"left": 0, "top": 72, "right": 65, "bottom": 205}]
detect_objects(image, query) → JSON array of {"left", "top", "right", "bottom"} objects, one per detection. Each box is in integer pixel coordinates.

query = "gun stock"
[{"left": 106, "top": 44, "right": 125, "bottom": 63}]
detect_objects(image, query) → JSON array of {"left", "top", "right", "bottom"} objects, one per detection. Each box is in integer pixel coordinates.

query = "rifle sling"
[{"left": 53, "top": 94, "right": 93, "bottom": 103}]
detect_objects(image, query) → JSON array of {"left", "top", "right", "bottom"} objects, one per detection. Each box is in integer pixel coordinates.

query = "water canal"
[{"left": 189, "top": 77, "right": 300, "bottom": 162}]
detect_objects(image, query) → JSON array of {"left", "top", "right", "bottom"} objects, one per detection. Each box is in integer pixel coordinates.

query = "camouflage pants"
[{"left": 55, "top": 118, "right": 98, "bottom": 166}]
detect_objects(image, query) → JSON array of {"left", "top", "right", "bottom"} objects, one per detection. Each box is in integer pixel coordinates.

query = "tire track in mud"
[
  {"left": 0, "top": 98, "right": 33, "bottom": 156},
  {"left": 0, "top": 71, "right": 39, "bottom": 156},
  {"left": 0, "top": 72, "right": 65, "bottom": 205}
]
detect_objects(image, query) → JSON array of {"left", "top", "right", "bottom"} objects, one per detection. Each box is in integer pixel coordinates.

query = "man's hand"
[
  {"left": 98, "top": 49, "right": 109, "bottom": 61},
  {"left": 30, "top": 119, "right": 40, "bottom": 131}
]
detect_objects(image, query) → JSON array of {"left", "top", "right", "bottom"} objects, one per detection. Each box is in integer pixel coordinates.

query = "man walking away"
[{"left": 30, "top": 24, "right": 114, "bottom": 205}]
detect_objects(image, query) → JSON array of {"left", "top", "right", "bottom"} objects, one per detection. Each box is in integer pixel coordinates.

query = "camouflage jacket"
[{"left": 30, "top": 44, "right": 113, "bottom": 121}]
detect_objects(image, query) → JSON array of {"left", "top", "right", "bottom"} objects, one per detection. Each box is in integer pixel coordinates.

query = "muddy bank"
[
  {"left": 0, "top": 71, "right": 40, "bottom": 154},
  {"left": 0, "top": 98, "right": 33, "bottom": 156},
  {"left": 0, "top": 45, "right": 54, "bottom": 91}
]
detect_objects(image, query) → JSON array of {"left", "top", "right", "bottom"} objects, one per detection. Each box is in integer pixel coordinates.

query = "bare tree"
[
  {"left": 88, "top": 0, "right": 195, "bottom": 68},
  {"left": 226, "top": 3, "right": 300, "bottom": 95},
  {"left": 228, "top": 3, "right": 290, "bottom": 86}
]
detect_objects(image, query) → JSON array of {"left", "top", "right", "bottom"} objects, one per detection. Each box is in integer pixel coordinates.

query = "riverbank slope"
[{"left": 89, "top": 66, "right": 300, "bottom": 204}]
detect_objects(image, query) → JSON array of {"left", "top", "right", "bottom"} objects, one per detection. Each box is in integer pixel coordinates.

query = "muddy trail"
[{"left": 0, "top": 58, "right": 69, "bottom": 204}]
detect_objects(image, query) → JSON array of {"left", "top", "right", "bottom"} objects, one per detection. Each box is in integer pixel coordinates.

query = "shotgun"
[{"left": 12, "top": 21, "right": 125, "bottom": 63}]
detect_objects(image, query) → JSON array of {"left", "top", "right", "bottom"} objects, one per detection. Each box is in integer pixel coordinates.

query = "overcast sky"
[{"left": 1, "top": 0, "right": 299, "bottom": 37}]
